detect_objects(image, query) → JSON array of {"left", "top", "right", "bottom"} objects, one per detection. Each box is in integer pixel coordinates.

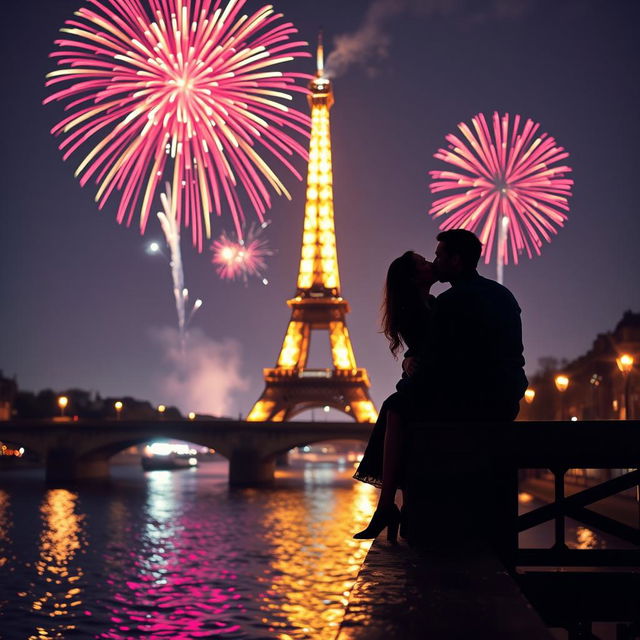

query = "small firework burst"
[{"left": 211, "top": 223, "right": 273, "bottom": 283}]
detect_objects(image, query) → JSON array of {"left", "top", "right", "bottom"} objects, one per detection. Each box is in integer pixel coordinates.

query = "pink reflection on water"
[{"left": 99, "top": 471, "right": 244, "bottom": 639}]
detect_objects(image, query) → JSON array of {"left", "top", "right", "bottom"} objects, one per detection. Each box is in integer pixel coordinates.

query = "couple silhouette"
[{"left": 353, "top": 229, "right": 528, "bottom": 542}]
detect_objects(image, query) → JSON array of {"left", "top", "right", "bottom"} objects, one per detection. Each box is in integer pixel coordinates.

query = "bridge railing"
[{"left": 404, "top": 420, "right": 640, "bottom": 568}]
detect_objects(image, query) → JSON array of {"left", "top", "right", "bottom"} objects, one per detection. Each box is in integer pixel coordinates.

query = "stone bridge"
[{"left": 0, "top": 419, "right": 373, "bottom": 485}]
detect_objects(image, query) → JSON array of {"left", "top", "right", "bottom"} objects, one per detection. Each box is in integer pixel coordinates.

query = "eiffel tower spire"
[
  {"left": 247, "top": 35, "right": 377, "bottom": 423},
  {"left": 296, "top": 31, "right": 339, "bottom": 295}
]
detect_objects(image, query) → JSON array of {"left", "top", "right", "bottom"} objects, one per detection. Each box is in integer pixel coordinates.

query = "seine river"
[
  {"left": 0, "top": 460, "right": 624, "bottom": 640},
  {"left": 0, "top": 460, "right": 377, "bottom": 640}
]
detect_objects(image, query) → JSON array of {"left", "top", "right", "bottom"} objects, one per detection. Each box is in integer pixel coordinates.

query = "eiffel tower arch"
[{"left": 247, "top": 39, "right": 378, "bottom": 424}]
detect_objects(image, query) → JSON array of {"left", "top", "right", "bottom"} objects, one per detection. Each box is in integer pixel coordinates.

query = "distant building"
[
  {"left": 0, "top": 371, "right": 17, "bottom": 421},
  {"left": 520, "top": 311, "right": 640, "bottom": 421}
]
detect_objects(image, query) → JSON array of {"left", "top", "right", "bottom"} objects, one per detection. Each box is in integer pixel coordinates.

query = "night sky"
[{"left": 1, "top": 0, "right": 639, "bottom": 418}]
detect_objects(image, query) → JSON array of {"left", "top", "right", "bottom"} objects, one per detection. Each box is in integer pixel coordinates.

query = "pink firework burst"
[
  {"left": 44, "top": 0, "right": 311, "bottom": 251},
  {"left": 211, "top": 222, "right": 273, "bottom": 283},
  {"left": 429, "top": 112, "right": 573, "bottom": 270}
]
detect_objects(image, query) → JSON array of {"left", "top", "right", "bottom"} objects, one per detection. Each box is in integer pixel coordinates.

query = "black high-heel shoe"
[{"left": 353, "top": 504, "right": 401, "bottom": 543}]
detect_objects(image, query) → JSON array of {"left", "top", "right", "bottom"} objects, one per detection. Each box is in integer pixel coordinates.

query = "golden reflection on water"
[
  {"left": 260, "top": 467, "right": 376, "bottom": 639},
  {"left": 571, "top": 526, "right": 601, "bottom": 550},
  {"left": 28, "top": 489, "right": 85, "bottom": 639},
  {"left": 0, "top": 489, "right": 11, "bottom": 569}
]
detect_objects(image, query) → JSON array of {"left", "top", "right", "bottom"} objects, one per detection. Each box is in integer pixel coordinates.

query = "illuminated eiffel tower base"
[{"left": 247, "top": 41, "right": 378, "bottom": 423}]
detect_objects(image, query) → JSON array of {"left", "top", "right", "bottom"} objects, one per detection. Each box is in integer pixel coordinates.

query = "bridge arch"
[
  {"left": 266, "top": 432, "right": 369, "bottom": 460},
  {"left": 284, "top": 402, "right": 357, "bottom": 422},
  {"left": 76, "top": 435, "right": 231, "bottom": 464}
]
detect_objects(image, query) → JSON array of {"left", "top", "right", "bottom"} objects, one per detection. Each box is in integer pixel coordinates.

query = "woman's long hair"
[{"left": 381, "top": 251, "right": 424, "bottom": 358}]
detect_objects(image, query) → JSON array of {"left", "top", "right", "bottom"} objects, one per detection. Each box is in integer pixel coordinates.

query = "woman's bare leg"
[{"left": 377, "top": 409, "right": 403, "bottom": 509}]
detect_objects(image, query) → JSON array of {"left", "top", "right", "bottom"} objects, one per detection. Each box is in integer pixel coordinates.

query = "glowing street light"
[
  {"left": 616, "top": 354, "right": 634, "bottom": 374},
  {"left": 524, "top": 388, "right": 536, "bottom": 404},
  {"left": 188, "top": 412, "right": 196, "bottom": 421},
  {"left": 554, "top": 375, "right": 570, "bottom": 393},
  {"left": 616, "top": 354, "right": 635, "bottom": 420},
  {"left": 554, "top": 375, "right": 570, "bottom": 420},
  {"left": 114, "top": 401, "right": 123, "bottom": 420},
  {"left": 57, "top": 395, "right": 69, "bottom": 417}
]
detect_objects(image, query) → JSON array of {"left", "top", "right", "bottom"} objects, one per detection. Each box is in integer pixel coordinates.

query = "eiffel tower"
[{"left": 247, "top": 39, "right": 378, "bottom": 423}]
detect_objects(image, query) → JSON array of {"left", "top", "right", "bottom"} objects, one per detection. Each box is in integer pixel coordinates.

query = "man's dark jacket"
[{"left": 430, "top": 272, "right": 528, "bottom": 421}]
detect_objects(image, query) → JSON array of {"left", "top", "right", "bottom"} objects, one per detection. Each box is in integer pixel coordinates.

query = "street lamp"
[
  {"left": 616, "top": 354, "right": 635, "bottom": 420},
  {"left": 554, "top": 375, "right": 570, "bottom": 393},
  {"left": 554, "top": 375, "right": 570, "bottom": 420},
  {"left": 188, "top": 412, "right": 196, "bottom": 421},
  {"left": 157, "top": 404, "right": 166, "bottom": 419},
  {"left": 114, "top": 401, "right": 123, "bottom": 420},
  {"left": 58, "top": 395, "right": 69, "bottom": 418},
  {"left": 524, "top": 388, "right": 536, "bottom": 404}
]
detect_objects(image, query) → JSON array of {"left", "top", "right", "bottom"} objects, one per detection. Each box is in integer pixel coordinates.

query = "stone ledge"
[{"left": 336, "top": 538, "right": 553, "bottom": 640}]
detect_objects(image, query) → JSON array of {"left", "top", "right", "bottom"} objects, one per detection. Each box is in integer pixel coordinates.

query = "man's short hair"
[{"left": 436, "top": 229, "right": 483, "bottom": 270}]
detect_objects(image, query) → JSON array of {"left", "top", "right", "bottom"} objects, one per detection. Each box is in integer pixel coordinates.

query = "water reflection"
[
  {"left": 95, "top": 463, "right": 376, "bottom": 639},
  {"left": 570, "top": 526, "right": 601, "bottom": 550},
  {"left": 518, "top": 493, "right": 611, "bottom": 550},
  {"left": 2, "top": 462, "right": 378, "bottom": 639},
  {"left": 257, "top": 468, "right": 375, "bottom": 638},
  {"left": 30, "top": 489, "right": 85, "bottom": 639},
  {"left": 0, "top": 489, "right": 12, "bottom": 571},
  {"left": 101, "top": 468, "right": 245, "bottom": 639}
]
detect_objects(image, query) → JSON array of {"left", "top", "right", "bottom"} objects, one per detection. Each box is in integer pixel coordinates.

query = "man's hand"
[{"left": 402, "top": 357, "right": 418, "bottom": 376}]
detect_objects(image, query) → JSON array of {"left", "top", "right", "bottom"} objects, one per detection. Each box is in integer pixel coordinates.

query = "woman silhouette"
[{"left": 353, "top": 251, "right": 436, "bottom": 542}]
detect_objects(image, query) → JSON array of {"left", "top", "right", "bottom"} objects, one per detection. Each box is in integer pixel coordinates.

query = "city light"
[
  {"left": 157, "top": 405, "right": 166, "bottom": 414},
  {"left": 188, "top": 412, "right": 196, "bottom": 421},
  {"left": 57, "top": 395, "right": 69, "bottom": 417},
  {"left": 616, "top": 353, "right": 634, "bottom": 374},
  {"left": 554, "top": 375, "right": 570, "bottom": 420},
  {"left": 524, "top": 388, "right": 536, "bottom": 404},
  {"left": 554, "top": 375, "right": 570, "bottom": 393},
  {"left": 616, "top": 353, "right": 635, "bottom": 420},
  {"left": 114, "top": 401, "right": 123, "bottom": 420}
]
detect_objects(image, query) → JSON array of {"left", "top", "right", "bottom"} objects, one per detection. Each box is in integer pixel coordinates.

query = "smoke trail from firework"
[
  {"left": 44, "top": 0, "right": 311, "bottom": 250},
  {"left": 428, "top": 111, "right": 573, "bottom": 282},
  {"left": 211, "top": 222, "right": 273, "bottom": 284},
  {"left": 157, "top": 184, "right": 202, "bottom": 341},
  {"left": 325, "top": 0, "right": 532, "bottom": 77},
  {"left": 157, "top": 184, "right": 185, "bottom": 334}
]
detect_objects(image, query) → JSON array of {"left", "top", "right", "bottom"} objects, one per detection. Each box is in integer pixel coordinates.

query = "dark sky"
[{"left": 1, "top": 0, "right": 639, "bottom": 418}]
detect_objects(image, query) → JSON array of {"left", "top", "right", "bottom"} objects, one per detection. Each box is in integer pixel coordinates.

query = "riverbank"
[{"left": 337, "top": 537, "right": 551, "bottom": 640}]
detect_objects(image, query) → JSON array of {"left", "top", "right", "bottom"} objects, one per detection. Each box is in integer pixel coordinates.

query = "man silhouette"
[{"left": 408, "top": 229, "right": 527, "bottom": 421}]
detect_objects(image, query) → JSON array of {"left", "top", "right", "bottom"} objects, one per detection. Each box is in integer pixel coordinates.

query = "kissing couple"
[{"left": 353, "top": 228, "right": 528, "bottom": 542}]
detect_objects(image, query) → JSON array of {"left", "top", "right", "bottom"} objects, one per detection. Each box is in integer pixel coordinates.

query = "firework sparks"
[
  {"left": 211, "top": 222, "right": 273, "bottom": 283},
  {"left": 429, "top": 111, "right": 573, "bottom": 282},
  {"left": 44, "top": 0, "right": 311, "bottom": 251}
]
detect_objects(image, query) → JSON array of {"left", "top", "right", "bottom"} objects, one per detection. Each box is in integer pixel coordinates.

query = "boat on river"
[{"left": 141, "top": 442, "right": 198, "bottom": 471}]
